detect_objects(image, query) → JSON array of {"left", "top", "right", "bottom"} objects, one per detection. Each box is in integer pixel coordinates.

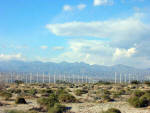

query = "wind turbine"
[
  {"left": 120, "top": 73, "right": 122, "bottom": 84},
  {"left": 115, "top": 72, "right": 117, "bottom": 84},
  {"left": 49, "top": 73, "right": 51, "bottom": 84},
  {"left": 30, "top": 73, "right": 32, "bottom": 84},
  {"left": 43, "top": 72, "right": 45, "bottom": 83},
  {"left": 54, "top": 73, "right": 56, "bottom": 84}
]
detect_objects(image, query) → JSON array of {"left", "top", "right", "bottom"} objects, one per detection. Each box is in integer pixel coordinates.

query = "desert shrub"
[
  {"left": 14, "top": 89, "right": 22, "bottom": 94},
  {"left": 142, "top": 92, "right": 150, "bottom": 101},
  {"left": 39, "top": 89, "right": 53, "bottom": 94},
  {"left": 30, "top": 89, "right": 37, "bottom": 95},
  {"left": 15, "top": 97, "right": 27, "bottom": 104},
  {"left": 14, "top": 80, "right": 24, "bottom": 84},
  {"left": 75, "top": 89, "right": 88, "bottom": 96},
  {"left": 112, "top": 93, "right": 121, "bottom": 98},
  {"left": 27, "top": 111, "right": 39, "bottom": 113},
  {"left": 128, "top": 96, "right": 141, "bottom": 107},
  {"left": 75, "top": 89, "right": 82, "bottom": 96},
  {"left": 132, "top": 90, "right": 145, "bottom": 97},
  {"left": 37, "top": 97, "right": 50, "bottom": 109},
  {"left": 55, "top": 88, "right": 76, "bottom": 103},
  {"left": 128, "top": 90, "right": 150, "bottom": 108},
  {"left": 96, "top": 81, "right": 112, "bottom": 85},
  {"left": 144, "top": 81, "right": 150, "bottom": 86},
  {"left": 131, "top": 80, "right": 140, "bottom": 84},
  {"left": 58, "top": 93, "right": 76, "bottom": 103},
  {"left": 56, "top": 88, "right": 66, "bottom": 94},
  {"left": 139, "top": 96, "right": 149, "bottom": 107},
  {"left": 118, "top": 90, "right": 126, "bottom": 95},
  {"left": 102, "top": 108, "right": 121, "bottom": 113},
  {"left": 0, "top": 91, "right": 12, "bottom": 100},
  {"left": 48, "top": 103, "right": 67, "bottom": 113},
  {"left": 103, "top": 90, "right": 110, "bottom": 95},
  {"left": 101, "top": 94, "right": 114, "bottom": 102},
  {"left": 37, "top": 92, "right": 68, "bottom": 113},
  {"left": 37, "top": 93, "right": 59, "bottom": 110}
]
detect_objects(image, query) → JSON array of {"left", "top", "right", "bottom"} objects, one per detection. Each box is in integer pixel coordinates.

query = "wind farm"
[{"left": 1, "top": 0, "right": 150, "bottom": 113}]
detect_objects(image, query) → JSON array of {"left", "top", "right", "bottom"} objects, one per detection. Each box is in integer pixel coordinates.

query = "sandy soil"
[
  {"left": 66, "top": 101, "right": 150, "bottom": 113},
  {"left": 1, "top": 99, "right": 150, "bottom": 113},
  {"left": 0, "top": 99, "right": 38, "bottom": 113}
]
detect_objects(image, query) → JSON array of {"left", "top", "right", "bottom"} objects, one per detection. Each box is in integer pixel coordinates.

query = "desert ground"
[{"left": 1, "top": 81, "right": 150, "bottom": 113}]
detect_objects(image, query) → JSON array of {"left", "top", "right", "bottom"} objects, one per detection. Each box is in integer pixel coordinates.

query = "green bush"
[
  {"left": 48, "top": 103, "right": 66, "bottom": 113},
  {"left": 15, "top": 97, "right": 27, "bottom": 104},
  {"left": 101, "top": 94, "right": 114, "bottom": 102},
  {"left": 128, "top": 96, "right": 141, "bottom": 108},
  {"left": 112, "top": 93, "right": 120, "bottom": 98},
  {"left": 0, "top": 91, "right": 12, "bottom": 100},
  {"left": 131, "top": 80, "right": 140, "bottom": 84},
  {"left": 29, "top": 89, "right": 37, "bottom": 95},
  {"left": 39, "top": 89, "right": 53, "bottom": 94},
  {"left": 14, "top": 80, "right": 24, "bottom": 84},
  {"left": 75, "top": 89, "right": 88, "bottom": 96},
  {"left": 58, "top": 93, "right": 76, "bottom": 103},
  {"left": 128, "top": 90, "right": 150, "bottom": 108},
  {"left": 37, "top": 92, "right": 68, "bottom": 112},
  {"left": 132, "top": 90, "right": 145, "bottom": 97},
  {"left": 14, "top": 89, "right": 22, "bottom": 94},
  {"left": 96, "top": 81, "right": 112, "bottom": 85},
  {"left": 37, "top": 93, "right": 59, "bottom": 110},
  {"left": 55, "top": 88, "right": 76, "bottom": 103},
  {"left": 102, "top": 108, "right": 121, "bottom": 113},
  {"left": 139, "top": 96, "right": 149, "bottom": 107}
]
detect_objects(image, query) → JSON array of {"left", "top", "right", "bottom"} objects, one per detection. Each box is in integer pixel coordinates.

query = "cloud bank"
[{"left": 45, "top": 12, "right": 150, "bottom": 68}]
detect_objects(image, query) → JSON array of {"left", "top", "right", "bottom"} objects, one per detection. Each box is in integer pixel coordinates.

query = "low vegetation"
[
  {"left": 101, "top": 108, "right": 121, "bottom": 113},
  {"left": 1, "top": 81, "right": 150, "bottom": 113},
  {"left": 128, "top": 90, "right": 150, "bottom": 108},
  {"left": 0, "top": 91, "right": 12, "bottom": 100},
  {"left": 75, "top": 89, "right": 88, "bottom": 96}
]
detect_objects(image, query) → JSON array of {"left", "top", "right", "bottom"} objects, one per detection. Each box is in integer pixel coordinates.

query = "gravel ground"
[
  {"left": 66, "top": 101, "right": 150, "bottom": 113},
  {"left": 0, "top": 100, "right": 150, "bottom": 113},
  {"left": 0, "top": 99, "right": 38, "bottom": 113}
]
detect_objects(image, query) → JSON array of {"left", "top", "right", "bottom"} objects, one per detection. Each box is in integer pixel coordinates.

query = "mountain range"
[{"left": 0, "top": 60, "right": 149, "bottom": 78}]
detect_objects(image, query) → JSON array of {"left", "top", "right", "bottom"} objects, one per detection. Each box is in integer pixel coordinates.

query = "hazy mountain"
[{"left": 0, "top": 60, "right": 148, "bottom": 78}]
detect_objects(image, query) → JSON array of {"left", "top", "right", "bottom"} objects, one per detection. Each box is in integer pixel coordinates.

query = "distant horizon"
[{"left": 0, "top": 59, "right": 148, "bottom": 70}]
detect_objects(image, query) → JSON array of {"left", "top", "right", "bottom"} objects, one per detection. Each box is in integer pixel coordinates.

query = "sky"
[{"left": 0, "top": 0, "right": 150, "bottom": 68}]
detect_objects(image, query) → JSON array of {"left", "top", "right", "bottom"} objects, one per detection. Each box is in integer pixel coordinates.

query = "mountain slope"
[{"left": 0, "top": 60, "right": 148, "bottom": 78}]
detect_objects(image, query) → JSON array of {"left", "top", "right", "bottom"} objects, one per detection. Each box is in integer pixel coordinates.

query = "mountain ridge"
[{"left": 0, "top": 60, "right": 148, "bottom": 78}]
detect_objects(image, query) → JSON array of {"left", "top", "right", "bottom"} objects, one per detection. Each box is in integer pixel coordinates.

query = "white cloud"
[
  {"left": 52, "top": 46, "right": 64, "bottom": 51},
  {"left": 77, "top": 4, "right": 86, "bottom": 10},
  {"left": 46, "top": 12, "right": 150, "bottom": 68},
  {"left": 46, "top": 13, "right": 149, "bottom": 48},
  {"left": 37, "top": 39, "right": 150, "bottom": 68},
  {"left": 113, "top": 48, "right": 136, "bottom": 58},
  {"left": 63, "top": 4, "right": 86, "bottom": 12},
  {"left": 46, "top": 40, "right": 115, "bottom": 65},
  {"left": 0, "top": 54, "right": 24, "bottom": 61},
  {"left": 63, "top": 5, "right": 72, "bottom": 11},
  {"left": 94, "top": 0, "right": 113, "bottom": 6},
  {"left": 46, "top": 13, "right": 146, "bottom": 38},
  {"left": 40, "top": 45, "right": 48, "bottom": 49}
]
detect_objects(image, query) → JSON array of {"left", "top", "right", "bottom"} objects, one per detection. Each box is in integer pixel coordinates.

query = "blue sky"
[{"left": 0, "top": 0, "right": 150, "bottom": 68}]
